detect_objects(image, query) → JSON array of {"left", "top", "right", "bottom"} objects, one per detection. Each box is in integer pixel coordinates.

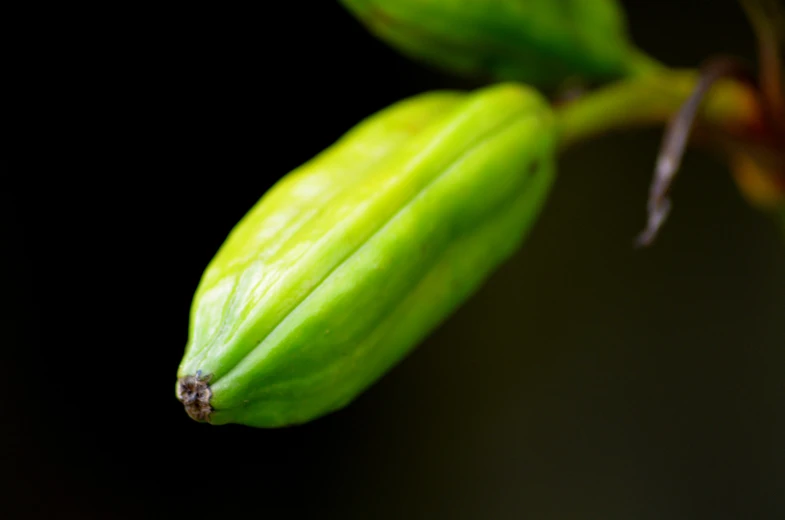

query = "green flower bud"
[
  {"left": 176, "top": 83, "right": 556, "bottom": 427},
  {"left": 340, "top": 0, "right": 660, "bottom": 88}
]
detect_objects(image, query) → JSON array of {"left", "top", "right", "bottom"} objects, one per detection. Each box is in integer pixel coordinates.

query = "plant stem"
[
  {"left": 739, "top": 0, "right": 785, "bottom": 130},
  {"left": 553, "top": 68, "right": 764, "bottom": 150},
  {"left": 625, "top": 47, "right": 667, "bottom": 78},
  {"left": 553, "top": 66, "right": 785, "bottom": 241}
]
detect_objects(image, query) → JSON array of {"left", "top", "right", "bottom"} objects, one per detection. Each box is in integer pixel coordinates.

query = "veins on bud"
[{"left": 177, "top": 370, "right": 213, "bottom": 422}]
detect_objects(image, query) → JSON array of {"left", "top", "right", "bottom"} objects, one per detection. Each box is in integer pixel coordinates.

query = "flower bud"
[
  {"left": 340, "top": 0, "right": 658, "bottom": 88},
  {"left": 176, "top": 83, "right": 556, "bottom": 427}
]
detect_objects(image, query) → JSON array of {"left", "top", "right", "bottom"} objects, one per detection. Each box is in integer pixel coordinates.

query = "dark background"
[{"left": 7, "top": 1, "right": 785, "bottom": 518}]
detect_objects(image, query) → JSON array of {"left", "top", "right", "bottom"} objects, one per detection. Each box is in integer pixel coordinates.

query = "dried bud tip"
[{"left": 177, "top": 373, "right": 213, "bottom": 422}]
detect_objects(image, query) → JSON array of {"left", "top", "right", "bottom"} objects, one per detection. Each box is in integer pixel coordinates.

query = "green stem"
[
  {"left": 625, "top": 46, "right": 668, "bottom": 78},
  {"left": 553, "top": 68, "right": 764, "bottom": 150}
]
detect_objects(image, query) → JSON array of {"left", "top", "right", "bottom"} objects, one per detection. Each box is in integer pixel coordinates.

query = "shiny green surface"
[
  {"left": 340, "top": 0, "right": 660, "bottom": 88},
  {"left": 176, "top": 83, "right": 556, "bottom": 427}
]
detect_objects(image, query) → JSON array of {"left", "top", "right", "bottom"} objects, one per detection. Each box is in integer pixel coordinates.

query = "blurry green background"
[{"left": 9, "top": 1, "right": 784, "bottom": 518}]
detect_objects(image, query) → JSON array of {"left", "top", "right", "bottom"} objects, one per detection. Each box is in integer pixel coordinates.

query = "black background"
[{"left": 7, "top": 1, "right": 785, "bottom": 518}]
